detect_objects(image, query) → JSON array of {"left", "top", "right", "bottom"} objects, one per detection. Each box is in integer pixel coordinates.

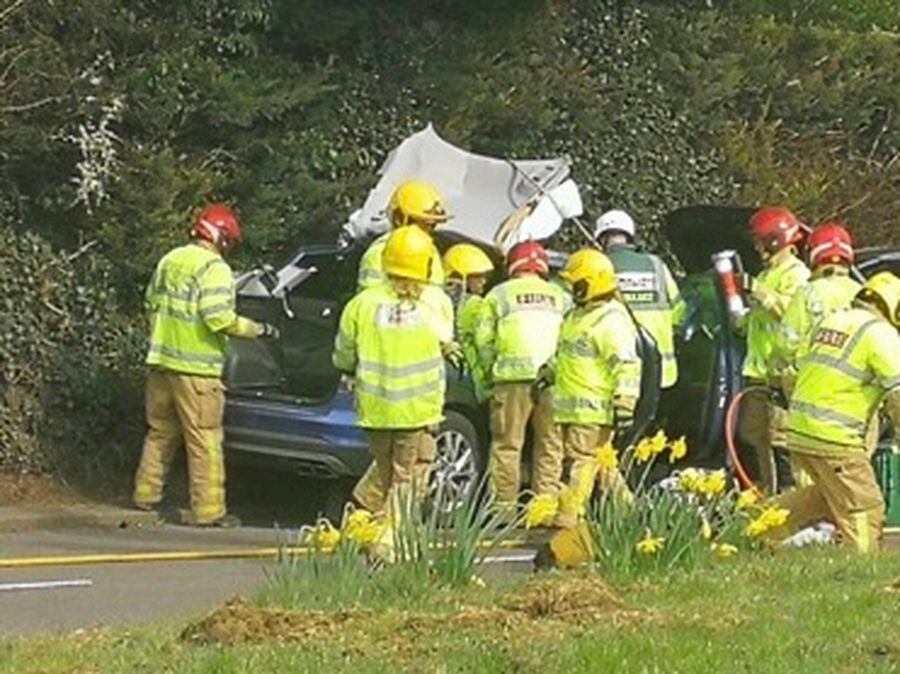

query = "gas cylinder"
[{"left": 711, "top": 250, "right": 750, "bottom": 327}]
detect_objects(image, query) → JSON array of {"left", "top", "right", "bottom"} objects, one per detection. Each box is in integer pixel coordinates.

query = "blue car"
[{"left": 223, "top": 206, "right": 900, "bottom": 513}]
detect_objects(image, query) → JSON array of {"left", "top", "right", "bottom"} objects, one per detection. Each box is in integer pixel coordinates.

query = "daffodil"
[
  {"left": 744, "top": 506, "right": 789, "bottom": 537},
  {"left": 668, "top": 436, "right": 688, "bottom": 463},
  {"left": 636, "top": 532, "right": 665, "bottom": 555},
  {"left": 700, "top": 517, "right": 713, "bottom": 541},
  {"left": 677, "top": 468, "right": 702, "bottom": 493},
  {"left": 634, "top": 437, "right": 655, "bottom": 463},
  {"left": 342, "top": 508, "right": 381, "bottom": 545},
  {"left": 299, "top": 518, "right": 341, "bottom": 552},
  {"left": 698, "top": 471, "right": 727, "bottom": 498},
  {"left": 525, "top": 493, "right": 558, "bottom": 529},
  {"left": 596, "top": 442, "right": 619, "bottom": 472},
  {"left": 649, "top": 430, "right": 668, "bottom": 455},
  {"left": 711, "top": 542, "right": 738, "bottom": 558},
  {"left": 736, "top": 489, "right": 759, "bottom": 510}
]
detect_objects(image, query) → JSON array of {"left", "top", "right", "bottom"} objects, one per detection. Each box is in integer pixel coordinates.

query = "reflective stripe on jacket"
[
  {"left": 605, "top": 244, "right": 685, "bottom": 388},
  {"left": 333, "top": 284, "right": 447, "bottom": 429},
  {"left": 742, "top": 249, "right": 810, "bottom": 380},
  {"left": 554, "top": 299, "right": 641, "bottom": 426},
  {"left": 357, "top": 232, "right": 444, "bottom": 290},
  {"left": 474, "top": 275, "right": 571, "bottom": 383},
  {"left": 788, "top": 306, "right": 900, "bottom": 452},
  {"left": 775, "top": 269, "right": 861, "bottom": 376},
  {"left": 145, "top": 244, "right": 244, "bottom": 377}
]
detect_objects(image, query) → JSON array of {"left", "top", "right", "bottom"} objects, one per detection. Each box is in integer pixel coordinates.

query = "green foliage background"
[{"left": 1, "top": 0, "right": 899, "bottom": 478}]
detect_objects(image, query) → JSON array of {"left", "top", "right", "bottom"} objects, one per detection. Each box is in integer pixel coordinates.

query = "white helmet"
[{"left": 594, "top": 209, "right": 636, "bottom": 239}]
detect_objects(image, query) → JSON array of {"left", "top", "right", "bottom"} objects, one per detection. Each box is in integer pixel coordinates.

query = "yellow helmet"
[
  {"left": 442, "top": 243, "right": 494, "bottom": 279},
  {"left": 858, "top": 271, "right": 900, "bottom": 328},
  {"left": 560, "top": 248, "right": 617, "bottom": 303},
  {"left": 382, "top": 225, "right": 434, "bottom": 282},
  {"left": 388, "top": 180, "right": 449, "bottom": 229}
]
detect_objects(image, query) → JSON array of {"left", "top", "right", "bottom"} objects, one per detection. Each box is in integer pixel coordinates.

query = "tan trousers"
[
  {"left": 353, "top": 429, "right": 435, "bottom": 516},
  {"left": 489, "top": 383, "right": 563, "bottom": 507},
  {"left": 737, "top": 386, "right": 780, "bottom": 494},
  {"left": 775, "top": 452, "right": 885, "bottom": 553},
  {"left": 133, "top": 369, "right": 226, "bottom": 523},
  {"left": 554, "top": 424, "right": 629, "bottom": 529}
]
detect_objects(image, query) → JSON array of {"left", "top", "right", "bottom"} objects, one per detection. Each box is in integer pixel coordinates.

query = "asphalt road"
[{"left": 0, "top": 520, "right": 536, "bottom": 637}]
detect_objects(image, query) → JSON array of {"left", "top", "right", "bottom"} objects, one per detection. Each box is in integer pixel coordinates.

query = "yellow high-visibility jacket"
[
  {"left": 145, "top": 243, "right": 260, "bottom": 377},
  {"left": 474, "top": 274, "right": 571, "bottom": 384},
  {"left": 554, "top": 298, "right": 641, "bottom": 426},
  {"left": 333, "top": 284, "right": 448, "bottom": 429},
  {"left": 743, "top": 248, "right": 810, "bottom": 381},
  {"left": 788, "top": 305, "right": 900, "bottom": 454}
]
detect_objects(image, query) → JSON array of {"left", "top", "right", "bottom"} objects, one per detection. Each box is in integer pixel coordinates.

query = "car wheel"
[{"left": 428, "top": 410, "right": 485, "bottom": 515}]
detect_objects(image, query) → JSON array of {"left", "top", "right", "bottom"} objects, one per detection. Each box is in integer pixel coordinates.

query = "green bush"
[{"left": 0, "top": 214, "right": 144, "bottom": 481}]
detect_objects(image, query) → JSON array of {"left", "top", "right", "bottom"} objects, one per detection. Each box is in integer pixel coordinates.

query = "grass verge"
[{"left": 2, "top": 547, "right": 899, "bottom": 673}]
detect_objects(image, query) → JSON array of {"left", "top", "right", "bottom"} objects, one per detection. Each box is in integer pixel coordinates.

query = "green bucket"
[{"left": 874, "top": 450, "right": 900, "bottom": 527}]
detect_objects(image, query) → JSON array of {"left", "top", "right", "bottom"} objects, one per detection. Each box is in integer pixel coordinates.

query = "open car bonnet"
[{"left": 343, "top": 124, "right": 581, "bottom": 253}]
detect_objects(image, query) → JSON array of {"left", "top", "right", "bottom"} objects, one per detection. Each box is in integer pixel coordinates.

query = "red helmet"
[
  {"left": 807, "top": 223, "right": 854, "bottom": 269},
  {"left": 506, "top": 241, "right": 549, "bottom": 277},
  {"left": 192, "top": 204, "right": 241, "bottom": 251},
  {"left": 749, "top": 206, "right": 804, "bottom": 254}
]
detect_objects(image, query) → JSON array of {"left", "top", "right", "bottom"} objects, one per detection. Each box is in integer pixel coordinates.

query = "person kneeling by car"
[
  {"left": 333, "top": 225, "right": 458, "bottom": 560},
  {"left": 771, "top": 272, "right": 900, "bottom": 553}
]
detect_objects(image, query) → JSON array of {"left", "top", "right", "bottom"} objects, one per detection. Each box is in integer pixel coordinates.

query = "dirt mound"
[
  {"left": 503, "top": 576, "right": 627, "bottom": 622},
  {"left": 181, "top": 598, "right": 364, "bottom": 645},
  {"left": 182, "top": 577, "right": 636, "bottom": 646},
  {"left": 0, "top": 470, "right": 79, "bottom": 506}
]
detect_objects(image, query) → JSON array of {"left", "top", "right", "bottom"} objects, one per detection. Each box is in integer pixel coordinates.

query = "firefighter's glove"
[
  {"left": 442, "top": 341, "right": 466, "bottom": 373},
  {"left": 258, "top": 322, "right": 280, "bottom": 339},
  {"left": 338, "top": 374, "right": 355, "bottom": 393},
  {"left": 532, "top": 363, "right": 555, "bottom": 400},
  {"left": 751, "top": 284, "right": 779, "bottom": 312}
]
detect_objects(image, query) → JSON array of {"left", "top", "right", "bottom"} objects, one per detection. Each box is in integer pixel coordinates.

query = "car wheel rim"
[{"left": 429, "top": 429, "right": 478, "bottom": 514}]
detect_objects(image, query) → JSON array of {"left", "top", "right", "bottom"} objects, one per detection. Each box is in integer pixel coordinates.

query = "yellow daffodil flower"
[
  {"left": 596, "top": 442, "right": 619, "bottom": 472},
  {"left": 698, "top": 471, "right": 727, "bottom": 497},
  {"left": 525, "top": 493, "right": 558, "bottom": 529},
  {"left": 636, "top": 532, "right": 665, "bottom": 555},
  {"left": 744, "top": 506, "right": 789, "bottom": 537},
  {"left": 634, "top": 437, "right": 655, "bottom": 463},
  {"left": 668, "top": 436, "right": 688, "bottom": 463},
  {"left": 677, "top": 468, "right": 702, "bottom": 493},
  {"left": 736, "top": 489, "right": 759, "bottom": 510},
  {"left": 650, "top": 430, "right": 668, "bottom": 455},
  {"left": 343, "top": 508, "right": 381, "bottom": 545},
  {"left": 700, "top": 517, "right": 713, "bottom": 541}
]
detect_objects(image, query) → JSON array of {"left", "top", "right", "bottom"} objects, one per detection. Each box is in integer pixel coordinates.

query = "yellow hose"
[{"left": 0, "top": 538, "right": 529, "bottom": 569}]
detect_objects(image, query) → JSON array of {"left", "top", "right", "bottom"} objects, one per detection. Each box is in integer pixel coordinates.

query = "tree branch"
[
  {"left": 1, "top": 95, "right": 60, "bottom": 113},
  {"left": 0, "top": 0, "right": 26, "bottom": 25}
]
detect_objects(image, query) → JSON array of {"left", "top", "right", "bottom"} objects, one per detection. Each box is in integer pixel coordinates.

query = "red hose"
[{"left": 724, "top": 386, "right": 767, "bottom": 497}]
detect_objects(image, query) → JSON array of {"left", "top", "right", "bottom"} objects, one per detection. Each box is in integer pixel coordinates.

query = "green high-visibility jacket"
[
  {"left": 144, "top": 243, "right": 260, "bottom": 377},
  {"left": 742, "top": 248, "right": 810, "bottom": 381},
  {"left": 605, "top": 244, "right": 685, "bottom": 388},
  {"left": 456, "top": 294, "right": 490, "bottom": 403},
  {"left": 474, "top": 274, "right": 571, "bottom": 384},
  {"left": 775, "top": 269, "right": 861, "bottom": 377},
  {"left": 357, "top": 231, "right": 444, "bottom": 290},
  {"left": 554, "top": 299, "right": 641, "bottom": 426},
  {"left": 788, "top": 306, "right": 900, "bottom": 453},
  {"left": 332, "top": 284, "right": 448, "bottom": 429}
]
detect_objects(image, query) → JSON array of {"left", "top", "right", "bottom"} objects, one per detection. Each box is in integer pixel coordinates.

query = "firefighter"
[
  {"left": 443, "top": 243, "right": 495, "bottom": 403},
  {"left": 474, "top": 241, "right": 569, "bottom": 520},
  {"left": 775, "top": 272, "right": 900, "bottom": 552},
  {"left": 594, "top": 209, "right": 685, "bottom": 389},
  {"left": 550, "top": 248, "right": 640, "bottom": 529},
  {"left": 334, "top": 226, "right": 455, "bottom": 551},
  {"left": 776, "top": 223, "right": 861, "bottom": 381},
  {"left": 357, "top": 180, "right": 447, "bottom": 290},
  {"left": 134, "top": 204, "right": 278, "bottom": 527},
  {"left": 737, "top": 206, "right": 811, "bottom": 494}
]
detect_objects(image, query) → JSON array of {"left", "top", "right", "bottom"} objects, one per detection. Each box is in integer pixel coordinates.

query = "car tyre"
[{"left": 428, "top": 409, "right": 486, "bottom": 515}]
